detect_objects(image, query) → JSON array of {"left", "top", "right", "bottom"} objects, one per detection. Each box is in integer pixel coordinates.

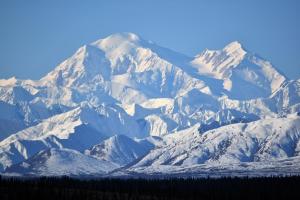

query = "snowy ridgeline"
[{"left": 0, "top": 33, "right": 300, "bottom": 177}]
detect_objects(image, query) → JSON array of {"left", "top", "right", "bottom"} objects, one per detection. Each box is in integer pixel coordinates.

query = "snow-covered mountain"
[
  {"left": 5, "top": 148, "right": 118, "bottom": 177},
  {"left": 86, "top": 135, "right": 159, "bottom": 167},
  {"left": 191, "top": 41, "right": 286, "bottom": 99},
  {"left": 0, "top": 32, "right": 300, "bottom": 177},
  {"left": 130, "top": 114, "right": 300, "bottom": 168}
]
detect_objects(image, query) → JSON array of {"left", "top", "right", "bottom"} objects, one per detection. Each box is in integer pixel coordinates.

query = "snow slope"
[
  {"left": 129, "top": 114, "right": 300, "bottom": 172},
  {"left": 5, "top": 148, "right": 118, "bottom": 177},
  {"left": 115, "top": 156, "right": 300, "bottom": 178},
  {"left": 86, "top": 135, "right": 158, "bottom": 167}
]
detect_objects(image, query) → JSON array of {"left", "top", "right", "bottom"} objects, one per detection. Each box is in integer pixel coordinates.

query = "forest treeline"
[{"left": 0, "top": 175, "right": 300, "bottom": 200}]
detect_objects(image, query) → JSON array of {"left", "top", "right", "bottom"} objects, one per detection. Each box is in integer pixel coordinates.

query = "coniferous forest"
[{"left": 0, "top": 176, "right": 300, "bottom": 200}]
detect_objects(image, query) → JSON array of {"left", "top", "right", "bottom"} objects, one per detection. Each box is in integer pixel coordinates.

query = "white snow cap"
[
  {"left": 223, "top": 41, "right": 246, "bottom": 56},
  {"left": 93, "top": 32, "right": 141, "bottom": 47}
]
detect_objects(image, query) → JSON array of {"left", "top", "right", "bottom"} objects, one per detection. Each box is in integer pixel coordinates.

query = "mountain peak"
[
  {"left": 106, "top": 32, "right": 140, "bottom": 42},
  {"left": 223, "top": 41, "right": 246, "bottom": 55},
  {"left": 224, "top": 41, "right": 243, "bottom": 49},
  {"left": 0, "top": 76, "right": 17, "bottom": 86},
  {"left": 92, "top": 32, "right": 141, "bottom": 48}
]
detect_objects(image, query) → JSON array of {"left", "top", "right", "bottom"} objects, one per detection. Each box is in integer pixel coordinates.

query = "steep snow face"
[
  {"left": 41, "top": 45, "right": 111, "bottom": 88},
  {"left": 86, "top": 134, "right": 156, "bottom": 166},
  {"left": 5, "top": 148, "right": 118, "bottom": 176},
  {"left": 191, "top": 41, "right": 286, "bottom": 100},
  {"left": 0, "top": 86, "right": 34, "bottom": 104},
  {"left": 191, "top": 41, "right": 247, "bottom": 79},
  {"left": 132, "top": 115, "right": 300, "bottom": 169},
  {"left": 0, "top": 102, "right": 27, "bottom": 141},
  {"left": 270, "top": 79, "right": 300, "bottom": 113}
]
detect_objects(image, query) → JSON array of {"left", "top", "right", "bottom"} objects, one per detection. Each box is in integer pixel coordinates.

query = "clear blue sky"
[{"left": 0, "top": 0, "right": 299, "bottom": 80}]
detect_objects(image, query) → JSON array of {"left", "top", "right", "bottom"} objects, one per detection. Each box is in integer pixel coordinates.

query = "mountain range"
[{"left": 1, "top": 32, "right": 300, "bottom": 177}]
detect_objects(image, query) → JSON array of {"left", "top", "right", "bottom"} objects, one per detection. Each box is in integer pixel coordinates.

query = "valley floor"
[{"left": 0, "top": 176, "right": 299, "bottom": 200}]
